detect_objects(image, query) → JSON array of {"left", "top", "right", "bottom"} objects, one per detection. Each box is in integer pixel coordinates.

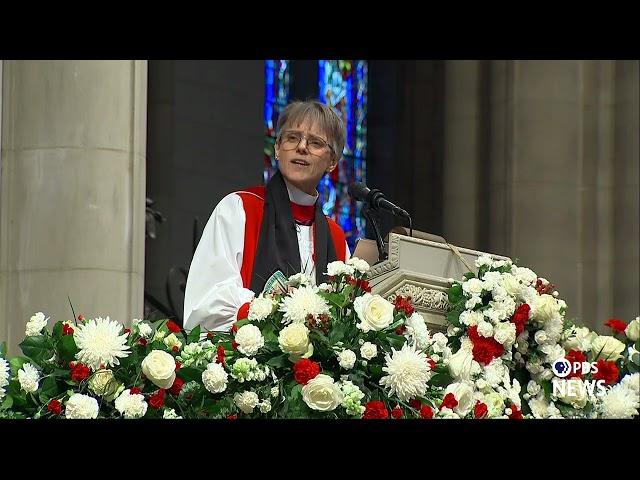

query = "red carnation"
[
  {"left": 216, "top": 345, "right": 226, "bottom": 364},
  {"left": 420, "top": 405, "right": 434, "bottom": 419},
  {"left": 172, "top": 346, "right": 179, "bottom": 353},
  {"left": 47, "top": 399, "right": 63, "bottom": 415},
  {"left": 293, "top": 358, "right": 321, "bottom": 385},
  {"left": 138, "top": 338, "right": 147, "bottom": 346},
  {"left": 593, "top": 359, "right": 619, "bottom": 385},
  {"left": 508, "top": 404, "right": 523, "bottom": 420},
  {"left": 410, "top": 399, "right": 422, "bottom": 410},
  {"left": 231, "top": 340, "right": 239, "bottom": 350},
  {"left": 227, "top": 414, "right": 238, "bottom": 420},
  {"left": 175, "top": 361, "right": 181, "bottom": 371},
  {"left": 391, "top": 407, "right": 404, "bottom": 419},
  {"left": 605, "top": 318, "right": 628, "bottom": 334},
  {"left": 62, "top": 323, "right": 74, "bottom": 336},
  {"left": 566, "top": 349, "right": 587, "bottom": 379},
  {"left": 169, "top": 377, "right": 184, "bottom": 395},
  {"left": 441, "top": 393, "right": 458, "bottom": 410},
  {"left": 474, "top": 401, "right": 488, "bottom": 419},
  {"left": 426, "top": 357, "right": 436, "bottom": 371},
  {"left": 123, "top": 328, "right": 131, "bottom": 334},
  {"left": 395, "top": 325, "right": 407, "bottom": 335},
  {"left": 166, "top": 321, "right": 181, "bottom": 333},
  {"left": 149, "top": 389, "right": 166, "bottom": 409},
  {"left": 207, "top": 332, "right": 214, "bottom": 339},
  {"left": 70, "top": 363, "right": 91, "bottom": 383},
  {"left": 359, "top": 280, "right": 371, "bottom": 293},
  {"left": 510, "top": 303, "right": 531, "bottom": 336},
  {"left": 363, "top": 401, "right": 389, "bottom": 419},
  {"left": 130, "top": 387, "right": 142, "bottom": 395},
  {"left": 468, "top": 326, "right": 504, "bottom": 365},
  {"left": 347, "top": 276, "right": 358, "bottom": 286},
  {"left": 393, "top": 295, "right": 415, "bottom": 316}
]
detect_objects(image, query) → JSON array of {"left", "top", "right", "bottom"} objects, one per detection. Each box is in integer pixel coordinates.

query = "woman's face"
[{"left": 275, "top": 120, "right": 338, "bottom": 195}]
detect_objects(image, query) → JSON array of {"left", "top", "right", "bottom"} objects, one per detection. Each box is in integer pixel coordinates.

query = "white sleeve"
[{"left": 183, "top": 193, "right": 255, "bottom": 332}]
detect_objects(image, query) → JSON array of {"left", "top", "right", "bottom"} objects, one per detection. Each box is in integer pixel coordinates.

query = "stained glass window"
[{"left": 264, "top": 60, "right": 290, "bottom": 183}]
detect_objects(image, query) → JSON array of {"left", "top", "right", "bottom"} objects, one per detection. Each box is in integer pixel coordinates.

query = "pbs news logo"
[{"left": 551, "top": 358, "right": 609, "bottom": 397}]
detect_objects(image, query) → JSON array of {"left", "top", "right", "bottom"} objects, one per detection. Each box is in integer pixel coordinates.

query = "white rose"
[
  {"left": 278, "top": 323, "right": 313, "bottom": 359},
  {"left": 88, "top": 369, "right": 121, "bottom": 399},
  {"left": 500, "top": 273, "right": 522, "bottom": 297},
  {"left": 338, "top": 349, "right": 357, "bottom": 370},
  {"left": 141, "top": 350, "right": 176, "bottom": 389},
  {"left": 625, "top": 317, "right": 640, "bottom": 342},
  {"left": 233, "top": 391, "right": 260, "bottom": 414},
  {"left": 353, "top": 293, "right": 394, "bottom": 332},
  {"left": 25, "top": 312, "right": 48, "bottom": 337},
  {"left": 137, "top": 322, "right": 153, "bottom": 339},
  {"left": 448, "top": 348, "right": 474, "bottom": 381},
  {"left": 114, "top": 389, "right": 148, "bottom": 419},
  {"left": 17, "top": 363, "right": 40, "bottom": 393},
  {"left": 563, "top": 326, "right": 597, "bottom": 352},
  {"left": 444, "top": 382, "right": 474, "bottom": 417},
  {"left": 494, "top": 322, "right": 516, "bottom": 346},
  {"left": 360, "top": 342, "right": 378, "bottom": 360},
  {"left": 555, "top": 378, "right": 588, "bottom": 409},
  {"left": 459, "top": 310, "right": 483, "bottom": 327},
  {"left": 248, "top": 295, "right": 277, "bottom": 321},
  {"left": 202, "top": 362, "right": 228, "bottom": 394},
  {"left": 534, "top": 330, "right": 549, "bottom": 345},
  {"left": 65, "top": 393, "right": 99, "bottom": 419},
  {"left": 591, "top": 335, "right": 626, "bottom": 361},
  {"left": 533, "top": 294, "right": 561, "bottom": 323},
  {"left": 234, "top": 324, "right": 264, "bottom": 356},
  {"left": 163, "top": 333, "right": 182, "bottom": 351},
  {"left": 347, "top": 257, "right": 370, "bottom": 274},
  {"left": 326, "top": 261, "right": 355, "bottom": 277},
  {"left": 462, "top": 278, "right": 484, "bottom": 296},
  {"left": 301, "top": 374, "right": 343, "bottom": 411},
  {"left": 477, "top": 321, "right": 494, "bottom": 338}
]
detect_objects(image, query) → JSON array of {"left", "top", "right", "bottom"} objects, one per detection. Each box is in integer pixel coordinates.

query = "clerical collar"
[{"left": 284, "top": 179, "right": 318, "bottom": 206}]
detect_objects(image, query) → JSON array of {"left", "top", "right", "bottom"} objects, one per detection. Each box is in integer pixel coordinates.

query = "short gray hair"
[{"left": 276, "top": 100, "right": 346, "bottom": 159}]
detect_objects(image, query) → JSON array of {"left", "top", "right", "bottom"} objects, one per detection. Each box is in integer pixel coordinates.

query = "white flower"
[
  {"left": 477, "top": 321, "right": 494, "bottom": 338},
  {"left": 337, "top": 349, "right": 356, "bottom": 370},
  {"left": 462, "top": 278, "right": 484, "bottom": 296},
  {"left": 379, "top": 344, "right": 432, "bottom": 402},
  {"left": 233, "top": 391, "right": 260, "bottom": 414},
  {"left": 483, "top": 391, "right": 506, "bottom": 418},
  {"left": 555, "top": 378, "right": 588, "bottom": 409},
  {"left": 354, "top": 293, "right": 394, "bottom": 332},
  {"left": 475, "top": 254, "right": 493, "bottom": 268},
  {"left": 404, "top": 312, "right": 431, "bottom": 350},
  {"left": 444, "top": 382, "right": 475, "bottom": 417},
  {"left": 591, "top": 335, "right": 625, "bottom": 361},
  {"left": 493, "top": 259, "right": 512, "bottom": 269},
  {"left": 65, "top": 393, "right": 99, "bottom": 419},
  {"left": 532, "top": 294, "right": 562, "bottom": 324},
  {"left": 270, "top": 386, "right": 279, "bottom": 398},
  {"left": 18, "top": 363, "right": 40, "bottom": 393},
  {"left": 141, "top": 350, "right": 176, "bottom": 389},
  {"left": 360, "top": 342, "right": 378, "bottom": 360},
  {"left": 301, "top": 374, "right": 343, "bottom": 411},
  {"left": 152, "top": 330, "right": 167, "bottom": 342},
  {"left": 625, "top": 317, "right": 639, "bottom": 342},
  {"left": 340, "top": 380, "right": 366, "bottom": 416},
  {"left": 347, "top": 257, "right": 370, "bottom": 274},
  {"left": 137, "top": 322, "right": 153, "bottom": 339},
  {"left": 115, "top": 389, "right": 148, "bottom": 419},
  {"left": 431, "top": 332, "right": 448, "bottom": 355},
  {"left": 287, "top": 273, "right": 313, "bottom": 288},
  {"left": 163, "top": 408, "right": 182, "bottom": 419},
  {"left": 0, "top": 358, "right": 10, "bottom": 391},
  {"left": 511, "top": 266, "right": 537, "bottom": 285},
  {"left": 279, "top": 286, "right": 330, "bottom": 325},
  {"left": 500, "top": 273, "right": 523, "bottom": 298},
  {"left": 534, "top": 330, "right": 549, "bottom": 345},
  {"left": 163, "top": 333, "right": 182, "bottom": 351},
  {"left": 448, "top": 348, "right": 474, "bottom": 381},
  {"left": 73, "top": 317, "right": 130, "bottom": 370},
  {"left": 599, "top": 383, "right": 639, "bottom": 419},
  {"left": 326, "top": 260, "right": 355, "bottom": 277},
  {"left": 494, "top": 322, "right": 516, "bottom": 346},
  {"left": 481, "top": 271, "right": 503, "bottom": 291},
  {"left": 437, "top": 407, "right": 460, "bottom": 419},
  {"left": 465, "top": 296, "right": 483, "bottom": 310},
  {"left": 619, "top": 373, "right": 639, "bottom": 395},
  {"left": 202, "top": 362, "right": 228, "bottom": 394},
  {"left": 278, "top": 323, "right": 313, "bottom": 359},
  {"left": 317, "top": 283, "right": 333, "bottom": 293},
  {"left": 234, "top": 324, "right": 264, "bottom": 356},
  {"left": 459, "top": 310, "right": 483, "bottom": 327},
  {"left": 88, "top": 369, "right": 121, "bottom": 399},
  {"left": 527, "top": 393, "right": 553, "bottom": 419},
  {"left": 259, "top": 399, "right": 272, "bottom": 414},
  {"left": 248, "top": 295, "right": 277, "bottom": 321},
  {"left": 527, "top": 380, "right": 541, "bottom": 397},
  {"left": 25, "top": 312, "right": 48, "bottom": 337},
  {"left": 483, "top": 359, "right": 509, "bottom": 388},
  {"left": 540, "top": 343, "right": 567, "bottom": 364}
]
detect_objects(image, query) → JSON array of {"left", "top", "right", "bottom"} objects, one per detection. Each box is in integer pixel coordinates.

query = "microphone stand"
[{"left": 363, "top": 205, "right": 388, "bottom": 262}]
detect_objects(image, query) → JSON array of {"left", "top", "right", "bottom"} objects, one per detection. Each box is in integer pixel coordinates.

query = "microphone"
[{"left": 348, "top": 182, "right": 410, "bottom": 219}]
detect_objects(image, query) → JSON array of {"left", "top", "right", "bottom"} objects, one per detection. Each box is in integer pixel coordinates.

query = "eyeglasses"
[{"left": 278, "top": 130, "right": 335, "bottom": 156}]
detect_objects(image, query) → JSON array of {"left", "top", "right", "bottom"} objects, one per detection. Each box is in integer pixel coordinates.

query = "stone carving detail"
[{"left": 387, "top": 284, "right": 450, "bottom": 312}]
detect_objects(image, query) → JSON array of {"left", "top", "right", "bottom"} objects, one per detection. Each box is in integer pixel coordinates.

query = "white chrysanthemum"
[
  {"left": 234, "top": 324, "right": 264, "bottom": 356},
  {"left": 248, "top": 295, "right": 277, "bottom": 321},
  {"left": 380, "top": 344, "right": 432, "bottom": 402},
  {"left": 347, "top": 257, "right": 370, "bottom": 274},
  {"left": 234, "top": 390, "right": 260, "bottom": 414},
  {"left": 65, "top": 393, "right": 100, "bottom": 419},
  {"left": 360, "top": 342, "right": 378, "bottom": 360},
  {"left": 202, "top": 362, "right": 228, "bottom": 394},
  {"left": 114, "top": 389, "right": 148, "bottom": 419},
  {"left": 0, "top": 358, "right": 9, "bottom": 390},
  {"left": 279, "top": 286, "right": 330, "bottom": 325},
  {"left": 18, "top": 363, "right": 40, "bottom": 393},
  {"left": 620, "top": 373, "right": 639, "bottom": 395},
  {"left": 163, "top": 408, "right": 182, "bottom": 419},
  {"left": 599, "top": 383, "right": 640, "bottom": 419},
  {"left": 404, "top": 312, "right": 431, "bottom": 350},
  {"left": 25, "top": 312, "right": 48, "bottom": 337},
  {"left": 337, "top": 349, "right": 356, "bottom": 370},
  {"left": 326, "top": 261, "right": 355, "bottom": 277},
  {"left": 137, "top": 322, "right": 153, "bottom": 339},
  {"left": 73, "top": 317, "right": 130, "bottom": 370}
]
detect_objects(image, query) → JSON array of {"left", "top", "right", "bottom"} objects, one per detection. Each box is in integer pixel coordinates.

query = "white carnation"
[
  {"left": 494, "top": 322, "right": 516, "bottom": 346},
  {"left": 18, "top": 363, "right": 40, "bottom": 393},
  {"left": 279, "top": 286, "right": 330, "bottom": 325},
  {"left": 527, "top": 380, "right": 541, "bottom": 397},
  {"left": 287, "top": 273, "right": 313, "bottom": 288},
  {"left": 465, "top": 295, "right": 483, "bottom": 310},
  {"left": 233, "top": 391, "right": 260, "bottom": 414},
  {"left": 337, "top": 349, "right": 357, "bottom": 370},
  {"left": 137, "top": 322, "right": 153, "bottom": 339},
  {"left": 475, "top": 254, "right": 493, "bottom": 268},
  {"left": 326, "top": 260, "right": 355, "bottom": 277},
  {"left": 404, "top": 312, "right": 431, "bottom": 350},
  {"left": 114, "top": 389, "right": 148, "bottom": 419},
  {"left": 259, "top": 399, "right": 272, "bottom": 414},
  {"left": 477, "top": 321, "right": 494, "bottom": 338},
  {"left": 248, "top": 295, "right": 277, "bottom": 321},
  {"left": 380, "top": 344, "right": 432, "bottom": 402},
  {"left": 462, "top": 278, "right": 484, "bottom": 296},
  {"left": 347, "top": 257, "right": 370, "bottom": 274},
  {"left": 163, "top": 408, "right": 182, "bottom": 419},
  {"left": 460, "top": 310, "right": 483, "bottom": 327},
  {"left": 234, "top": 324, "right": 264, "bottom": 356},
  {"left": 511, "top": 266, "right": 537, "bottom": 285},
  {"left": 202, "top": 362, "right": 228, "bottom": 394},
  {"left": 65, "top": 393, "right": 99, "bottom": 419},
  {"left": 25, "top": 312, "right": 48, "bottom": 337}
]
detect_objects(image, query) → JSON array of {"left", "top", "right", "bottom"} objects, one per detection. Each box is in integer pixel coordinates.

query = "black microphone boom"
[{"left": 347, "top": 182, "right": 410, "bottom": 219}]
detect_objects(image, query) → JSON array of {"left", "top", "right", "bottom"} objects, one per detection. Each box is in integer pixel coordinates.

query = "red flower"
[
  {"left": 47, "top": 399, "right": 62, "bottom": 415},
  {"left": 149, "top": 389, "right": 166, "bottom": 409},
  {"left": 468, "top": 326, "right": 504, "bottom": 365},
  {"left": 231, "top": 324, "right": 239, "bottom": 333},
  {"left": 138, "top": 338, "right": 148, "bottom": 346},
  {"left": 169, "top": 377, "right": 184, "bottom": 395},
  {"left": 391, "top": 407, "right": 404, "bottom": 419},
  {"left": 216, "top": 345, "right": 226, "bottom": 364},
  {"left": 70, "top": 363, "right": 90, "bottom": 383},
  {"left": 393, "top": 295, "right": 415, "bottom": 316},
  {"left": 130, "top": 387, "right": 141, "bottom": 395},
  {"left": 605, "top": 318, "right": 628, "bottom": 334},
  {"left": 62, "top": 323, "right": 74, "bottom": 336},
  {"left": 123, "top": 328, "right": 131, "bottom": 334},
  {"left": 508, "top": 404, "right": 523, "bottom": 420},
  {"left": 510, "top": 304, "right": 531, "bottom": 336},
  {"left": 410, "top": 399, "right": 422, "bottom": 410},
  {"left": 363, "top": 401, "right": 389, "bottom": 419},
  {"left": 207, "top": 332, "right": 214, "bottom": 339},
  {"left": 166, "top": 321, "right": 181, "bottom": 333},
  {"left": 474, "top": 401, "right": 488, "bottom": 419},
  {"left": 426, "top": 357, "right": 436, "bottom": 371},
  {"left": 77, "top": 314, "right": 85, "bottom": 322},
  {"left": 175, "top": 361, "right": 182, "bottom": 371},
  {"left": 566, "top": 349, "right": 587, "bottom": 379},
  {"left": 172, "top": 346, "right": 179, "bottom": 353},
  {"left": 231, "top": 340, "right": 239, "bottom": 350},
  {"left": 441, "top": 393, "right": 458, "bottom": 410},
  {"left": 293, "top": 359, "right": 321, "bottom": 385},
  {"left": 359, "top": 280, "right": 371, "bottom": 293},
  {"left": 593, "top": 359, "right": 619, "bottom": 385},
  {"left": 395, "top": 325, "right": 407, "bottom": 335},
  {"left": 347, "top": 276, "right": 358, "bottom": 286},
  {"left": 420, "top": 405, "right": 434, "bottom": 419},
  {"left": 227, "top": 414, "right": 238, "bottom": 420}
]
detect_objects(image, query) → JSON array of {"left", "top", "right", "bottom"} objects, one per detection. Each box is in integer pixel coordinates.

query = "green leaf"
[
  {"left": 40, "top": 376, "right": 61, "bottom": 398},
  {"left": 52, "top": 321, "right": 64, "bottom": 339},
  {"left": 632, "top": 353, "right": 640, "bottom": 366},
  {"left": 187, "top": 325, "right": 201, "bottom": 344},
  {"left": 0, "top": 342, "right": 7, "bottom": 358},
  {"left": 447, "top": 283, "right": 463, "bottom": 304},
  {"left": 1, "top": 394, "right": 13, "bottom": 410},
  {"left": 446, "top": 301, "right": 465, "bottom": 327},
  {"left": 386, "top": 334, "right": 405, "bottom": 350},
  {"left": 9, "top": 356, "right": 30, "bottom": 375},
  {"left": 430, "top": 372, "right": 453, "bottom": 387},
  {"left": 178, "top": 367, "right": 203, "bottom": 384},
  {"left": 325, "top": 292, "right": 347, "bottom": 309},
  {"left": 463, "top": 272, "right": 476, "bottom": 280},
  {"left": 266, "top": 354, "right": 288, "bottom": 368},
  {"left": 541, "top": 380, "right": 552, "bottom": 400},
  {"left": 329, "top": 322, "right": 348, "bottom": 345},
  {"left": 19, "top": 335, "right": 52, "bottom": 362},
  {"left": 59, "top": 335, "right": 79, "bottom": 363}
]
